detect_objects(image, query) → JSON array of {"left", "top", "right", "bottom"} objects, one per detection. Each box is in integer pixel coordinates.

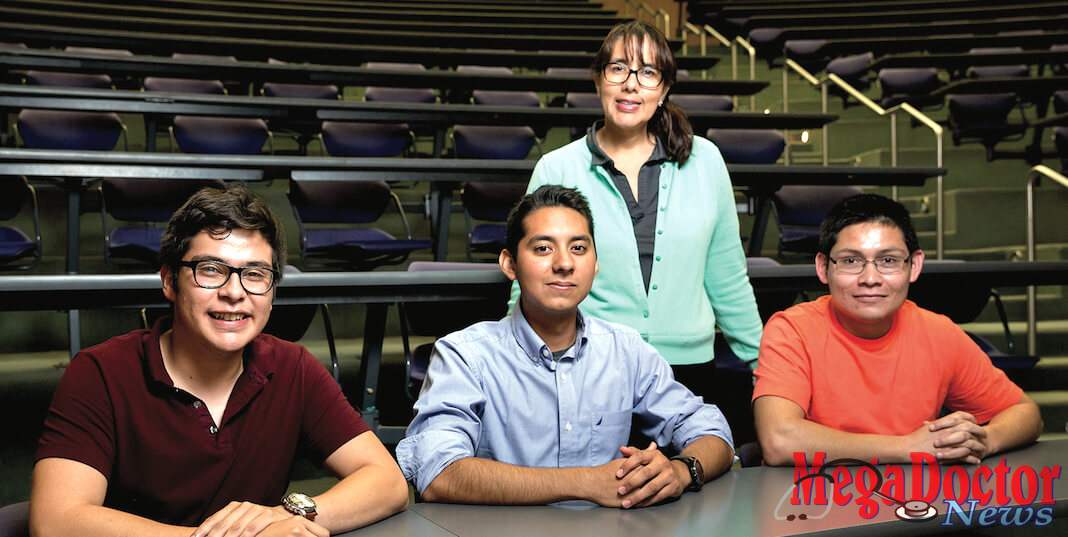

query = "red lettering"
[
  {"left": 853, "top": 463, "right": 880, "bottom": 519},
  {"left": 994, "top": 458, "right": 1011, "bottom": 506},
  {"left": 972, "top": 466, "right": 993, "bottom": 505},
  {"left": 1038, "top": 466, "right": 1061, "bottom": 505},
  {"left": 1011, "top": 466, "right": 1039, "bottom": 505},
  {"left": 944, "top": 466, "right": 971, "bottom": 502},
  {"left": 910, "top": 452, "right": 940, "bottom": 503},
  {"left": 792, "top": 452, "right": 828, "bottom": 505},
  {"left": 880, "top": 465, "right": 905, "bottom": 507},
  {"left": 832, "top": 466, "right": 853, "bottom": 506}
]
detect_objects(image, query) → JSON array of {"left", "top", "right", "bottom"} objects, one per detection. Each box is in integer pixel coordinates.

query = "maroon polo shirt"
[{"left": 36, "top": 317, "right": 370, "bottom": 527}]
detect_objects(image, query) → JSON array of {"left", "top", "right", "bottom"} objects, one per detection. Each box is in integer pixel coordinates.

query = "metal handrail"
[
  {"left": 624, "top": 1, "right": 670, "bottom": 36},
  {"left": 681, "top": 21, "right": 730, "bottom": 57},
  {"left": 653, "top": 9, "right": 670, "bottom": 36},
  {"left": 783, "top": 58, "right": 945, "bottom": 259},
  {"left": 680, "top": 22, "right": 706, "bottom": 56},
  {"left": 1025, "top": 165, "right": 1068, "bottom": 355},
  {"left": 733, "top": 37, "right": 757, "bottom": 111}
]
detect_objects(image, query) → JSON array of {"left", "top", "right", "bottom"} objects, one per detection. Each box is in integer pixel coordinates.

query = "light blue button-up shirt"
[{"left": 396, "top": 306, "right": 734, "bottom": 495}]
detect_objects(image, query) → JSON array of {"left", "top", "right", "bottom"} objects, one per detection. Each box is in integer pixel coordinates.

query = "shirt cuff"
[{"left": 396, "top": 429, "right": 476, "bottom": 495}]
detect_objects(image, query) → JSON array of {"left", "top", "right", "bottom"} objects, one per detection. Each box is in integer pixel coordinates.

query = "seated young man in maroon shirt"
[{"left": 31, "top": 186, "right": 407, "bottom": 537}]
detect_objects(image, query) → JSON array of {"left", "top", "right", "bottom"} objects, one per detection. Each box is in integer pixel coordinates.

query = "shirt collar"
[
  {"left": 586, "top": 119, "right": 669, "bottom": 167},
  {"left": 510, "top": 301, "right": 589, "bottom": 368},
  {"left": 143, "top": 315, "right": 273, "bottom": 393}
]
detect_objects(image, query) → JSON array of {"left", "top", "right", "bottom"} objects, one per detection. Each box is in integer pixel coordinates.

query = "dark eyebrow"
[
  {"left": 832, "top": 248, "right": 908, "bottom": 257},
  {"left": 526, "top": 234, "right": 591, "bottom": 245},
  {"left": 188, "top": 255, "right": 272, "bottom": 268}
]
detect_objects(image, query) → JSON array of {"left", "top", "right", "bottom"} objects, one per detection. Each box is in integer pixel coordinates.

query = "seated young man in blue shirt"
[{"left": 397, "top": 184, "right": 734, "bottom": 509}]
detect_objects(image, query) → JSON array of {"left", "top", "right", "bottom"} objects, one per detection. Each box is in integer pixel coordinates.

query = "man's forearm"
[
  {"left": 421, "top": 456, "right": 617, "bottom": 506},
  {"left": 313, "top": 461, "right": 408, "bottom": 532},
  {"left": 32, "top": 503, "right": 194, "bottom": 537},
  {"left": 981, "top": 397, "right": 1043, "bottom": 457},
  {"left": 759, "top": 417, "right": 913, "bottom": 466},
  {"left": 679, "top": 435, "right": 735, "bottom": 481}
]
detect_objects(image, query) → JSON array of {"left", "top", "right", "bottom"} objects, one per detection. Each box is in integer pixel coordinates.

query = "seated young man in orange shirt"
[{"left": 753, "top": 194, "right": 1042, "bottom": 466}]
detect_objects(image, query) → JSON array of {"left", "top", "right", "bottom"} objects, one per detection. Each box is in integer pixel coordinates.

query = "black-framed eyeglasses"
[
  {"left": 601, "top": 62, "right": 664, "bottom": 88},
  {"left": 178, "top": 260, "right": 278, "bottom": 295},
  {"left": 828, "top": 255, "right": 912, "bottom": 275}
]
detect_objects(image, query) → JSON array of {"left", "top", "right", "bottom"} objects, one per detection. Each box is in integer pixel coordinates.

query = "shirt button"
[
  {"left": 651, "top": 284, "right": 658, "bottom": 290},
  {"left": 541, "top": 348, "right": 549, "bottom": 358},
  {"left": 657, "top": 230, "right": 663, "bottom": 235},
  {"left": 209, "top": 425, "right": 218, "bottom": 434},
  {"left": 561, "top": 373, "right": 567, "bottom": 381},
  {"left": 565, "top": 422, "right": 572, "bottom": 431},
  {"left": 193, "top": 401, "right": 202, "bottom": 409},
  {"left": 643, "top": 311, "right": 649, "bottom": 318},
  {"left": 655, "top": 256, "right": 661, "bottom": 261},
  {"left": 661, "top": 184, "right": 667, "bottom": 189},
  {"left": 659, "top": 206, "right": 665, "bottom": 212}
]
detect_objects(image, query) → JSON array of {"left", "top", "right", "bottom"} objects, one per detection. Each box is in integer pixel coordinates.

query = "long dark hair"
[{"left": 591, "top": 21, "right": 693, "bottom": 165}]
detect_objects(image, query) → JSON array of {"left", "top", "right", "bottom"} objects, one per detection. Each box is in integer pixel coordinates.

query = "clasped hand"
[
  {"left": 909, "top": 411, "right": 992, "bottom": 464},
  {"left": 191, "top": 501, "right": 329, "bottom": 537},
  {"left": 594, "top": 442, "right": 688, "bottom": 509}
]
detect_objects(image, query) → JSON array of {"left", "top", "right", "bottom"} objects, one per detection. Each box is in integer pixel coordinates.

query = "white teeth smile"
[{"left": 211, "top": 312, "right": 246, "bottom": 321}]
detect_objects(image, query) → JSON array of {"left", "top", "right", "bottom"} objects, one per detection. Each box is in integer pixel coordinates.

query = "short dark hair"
[
  {"left": 818, "top": 193, "right": 920, "bottom": 257},
  {"left": 160, "top": 185, "right": 287, "bottom": 280},
  {"left": 504, "top": 185, "right": 595, "bottom": 258}
]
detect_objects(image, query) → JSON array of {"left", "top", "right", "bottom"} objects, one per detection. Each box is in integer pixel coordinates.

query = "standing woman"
[{"left": 518, "top": 21, "right": 763, "bottom": 445}]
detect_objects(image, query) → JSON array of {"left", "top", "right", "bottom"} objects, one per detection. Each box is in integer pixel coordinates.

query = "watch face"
[{"left": 287, "top": 493, "right": 316, "bottom": 511}]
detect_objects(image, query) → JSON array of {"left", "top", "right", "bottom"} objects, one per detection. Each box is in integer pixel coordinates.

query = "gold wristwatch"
[{"left": 282, "top": 492, "right": 317, "bottom": 520}]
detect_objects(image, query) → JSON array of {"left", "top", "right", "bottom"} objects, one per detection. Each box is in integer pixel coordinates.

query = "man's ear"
[
  {"left": 161, "top": 265, "right": 177, "bottom": 302},
  {"left": 815, "top": 252, "right": 830, "bottom": 284},
  {"left": 499, "top": 249, "right": 517, "bottom": 281},
  {"left": 908, "top": 249, "right": 925, "bottom": 283}
]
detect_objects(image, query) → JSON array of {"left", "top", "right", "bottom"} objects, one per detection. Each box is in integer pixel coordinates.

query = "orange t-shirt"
[{"left": 753, "top": 296, "right": 1022, "bottom": 435}]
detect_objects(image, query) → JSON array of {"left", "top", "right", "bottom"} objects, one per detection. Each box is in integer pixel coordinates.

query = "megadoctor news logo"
[{"left": 774, "top": 452, "right": 1060, "bottom": 527}]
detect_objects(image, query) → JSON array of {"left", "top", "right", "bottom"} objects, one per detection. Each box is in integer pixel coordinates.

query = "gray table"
[{"left": 344, "top": 438, "right": 1068, "bottom": 536}]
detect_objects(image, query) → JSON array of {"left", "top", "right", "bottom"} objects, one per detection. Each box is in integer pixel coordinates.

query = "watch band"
[{"left": 670, "top": 455, "right": 705, "bottom": 492}]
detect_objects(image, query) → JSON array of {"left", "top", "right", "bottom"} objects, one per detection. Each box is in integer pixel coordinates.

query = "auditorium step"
[
  {"left": 964, "top": 320, "right": 1068, "bottom": 358},
  {"left": 905, "top": 188, "right": 1068, "bottom": 250},
  {"left": 1008, "top": 357, "right": 1068, "bottom": 392},
  {"left": 1028, "top": 390, "right": 1068, "bottom": 436}
]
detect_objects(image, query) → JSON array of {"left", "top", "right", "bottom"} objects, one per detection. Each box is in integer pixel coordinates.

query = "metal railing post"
[
  {"left": 734, "top": 37, "right": 756, "bottom": 111},
  {"left": 1025, "top": 165, "right": 1068, "bottom": 355},
  {"left": 781, "top": 64, "right": 944, "bottom": 255},
  {"left": 891, "top": 111, "right": 898, "bottom": 200},
  {"left": 821, "top": 83, "right": 829, "bottom": 165}
]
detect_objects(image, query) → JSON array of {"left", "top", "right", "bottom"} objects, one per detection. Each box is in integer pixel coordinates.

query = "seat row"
[
  {"left": 1, "top": 122, "right": 864, "bottom": 278},
  {"left": 5, "top": 45, "right": 753, "bottom": 158},
  {"left": 821, "top": 49, "right": 1068, "bottom": 166}
]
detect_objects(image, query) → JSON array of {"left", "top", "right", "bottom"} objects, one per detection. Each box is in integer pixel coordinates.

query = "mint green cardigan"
[{"left": 512, "top": 135, "right": 763, "bottom": 368}]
